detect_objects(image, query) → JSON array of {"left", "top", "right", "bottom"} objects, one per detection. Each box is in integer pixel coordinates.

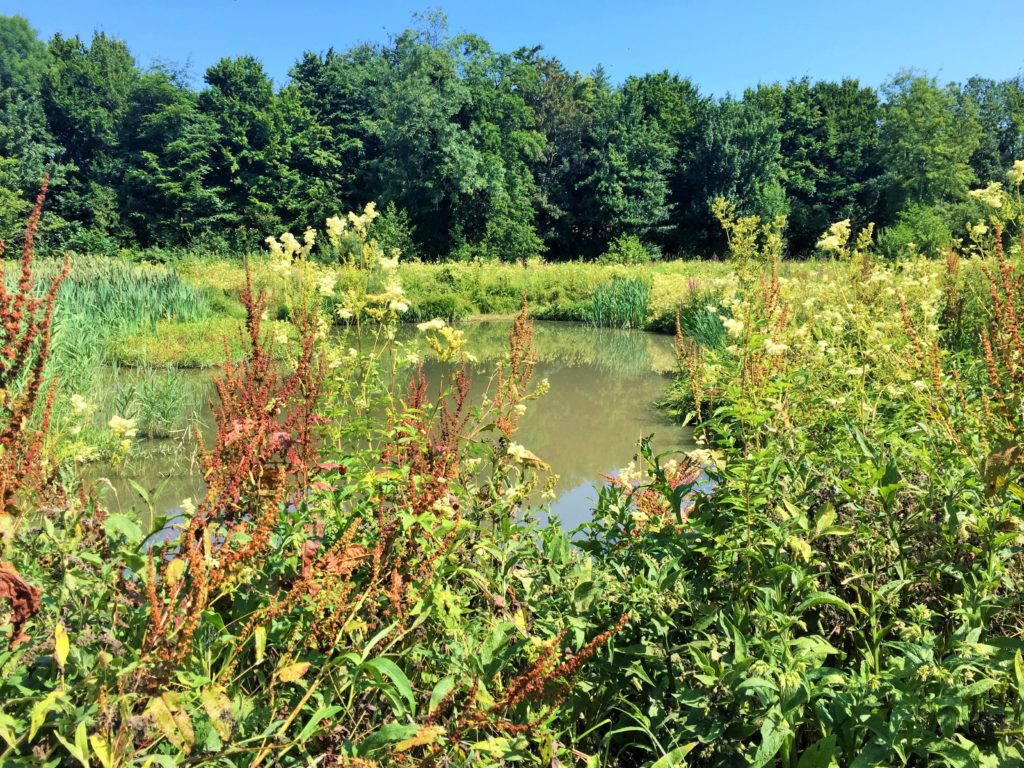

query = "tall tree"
[
  {"left": 880, "top": 73, "right": 982, "bottom": 215},
  {"left": 198, "top": 56, "right": 289, "bottom": 244},
  {"left": 42, "top": 31, "right": 139, "bottom": 243}
]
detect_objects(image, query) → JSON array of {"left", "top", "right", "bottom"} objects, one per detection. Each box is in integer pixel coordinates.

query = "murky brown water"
[{"left": 91, "top": 321, "right": 691, "bottom": 530}]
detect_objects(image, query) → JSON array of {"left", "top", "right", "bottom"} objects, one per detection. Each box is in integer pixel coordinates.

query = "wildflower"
[
  {"left": 723, "top": 317, "right": 745, "bottom": 337},
  {"left": 969, "top": 182, "right": 1004, "bottom": 208},
  {"left": 265, "top": 235, "right": 283, "bottom": 258},
  {"left": 514, "top": 403, "right": 527, "bottom": 416},
  {"left": 274, "top": 329, "right": 289, "bottom": 346},
  {"left": 316, "top": 274, "right": 337, "bottom": 297},
  {"left": 280, "top": 232, "right": 301, "bottom": 258},
  {"left": 507, "top": 443, "right": 529, "bottom": 462},
  {"left": 817, "top": 219, "right": 851, "bottom": 255},
  {"left": 389, "top": 299, "right": 409, "bottom": 313},
  {"left": 845, "top": 366, "right": 866, "bottom": 376},
  {"left": 969, "top": 221, "right": 989, "bottom": 240},
  {"left": 181, "top": 498, "right": 196, "bottom": 516},
  {"left": 1009, "top": 159, "right": 1024, "bottom": 186},
  {"left": 912, "top": 380, "right": 927, "bottom": 391},
  {"left": 763, "top": 338, "right": 788, "bottom": 356},
  {"left": 70, "top": 394, "right": 90, "bottom": 415},
  {"left": 325, "top": 215, "right": 345, "bottom": 246},
  {"left": 108, "top": 415, "right": 138, "bottom": 440},
  {"left": 417, "top": 318, "right": 446, "bottom": 332},
  {"left": 379, "top": 254, "right": 400, "bottom": 272},
  {"left": 337, "top": 307, "right": 354, "bottom": 320}
]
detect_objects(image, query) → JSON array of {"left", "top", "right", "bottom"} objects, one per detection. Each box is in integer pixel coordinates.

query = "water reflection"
[{"left": 90, "top": 321, "right": 691, "bottom": 530}]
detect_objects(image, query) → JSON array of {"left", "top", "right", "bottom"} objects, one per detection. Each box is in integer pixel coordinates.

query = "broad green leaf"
[
  {"left": 90, "top": 733, "right": 113, "bottom": 768},
  {"left": 650, "top": 742, "right": 698, "bottom": 767},
  {"left": 362, "top": 657, "right": 416, "bottom": 715},
  {"left": 297, "top": 705, "right": 343, "bottom": 742},
  {"left": 358, "top": 722, "right": 421, "bottom": 754},
  {"left": 29, "top": 689, "right": 62, "bottom": 741},
  {"left": 794, "top": 592, "right": 856, "bottom": 618},
  {"left": 798, "top": 735, "right": 839, "bottom": 768},
  {"left": 103, "top": 513, "right": 143, "bottom": 544},
  {"left": 429, "top": 676, "right": 457, "bottom": 715}
]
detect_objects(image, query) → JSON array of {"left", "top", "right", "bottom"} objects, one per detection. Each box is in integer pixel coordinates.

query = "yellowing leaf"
[
  {"left": 200, "top": 686, "right": 235, "bottom": 740},
  {"left": 145, "top": 693, "right": 194, "bottom": 753},
  {"left": 54, "top": 622, "right": 69, "bottom": 671},
  {"left": 254, "top": 625, "right": 266, "bottom": 664},
  {"left": 165, "top": 557, "right": 186, "bottom": 586},
  {"left": 395, "top": 724, "right": 445, "bottom": 752},
  {"left": 276, "top": 661, "right": 310, "bottom": 683},
  {"left": 90, "top": 733, "right": 113, "bottom": 768}
]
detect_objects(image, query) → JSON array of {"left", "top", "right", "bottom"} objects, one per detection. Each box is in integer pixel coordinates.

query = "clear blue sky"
[{"left": 6, "top": 0, "right": 1024, "bottom": 96}]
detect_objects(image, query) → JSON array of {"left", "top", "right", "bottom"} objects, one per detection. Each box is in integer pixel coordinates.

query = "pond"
[{"left": 92, "top": 320, "right": 692, "bottom": 530}]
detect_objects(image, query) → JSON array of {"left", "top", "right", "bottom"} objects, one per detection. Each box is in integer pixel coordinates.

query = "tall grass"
[{"left": 587, "top": 275, "right": 651, "bottom": 329}]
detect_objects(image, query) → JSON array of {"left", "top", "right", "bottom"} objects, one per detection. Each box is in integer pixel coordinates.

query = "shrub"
[
  {"left": 877, "top": 202, "right": 953, "bottom": 259},
  {"left": 597, "top": 233, "right": 660, "bottom": 264}
]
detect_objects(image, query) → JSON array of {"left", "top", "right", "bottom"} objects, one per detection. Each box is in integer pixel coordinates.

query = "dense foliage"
[{"left": 1, "top": 12, "right": 1023, "bottom": 260}]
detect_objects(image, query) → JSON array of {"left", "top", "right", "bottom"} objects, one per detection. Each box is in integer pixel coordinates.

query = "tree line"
[{"left": 1, "top": 12, "right": 1022, "bottom": 260}]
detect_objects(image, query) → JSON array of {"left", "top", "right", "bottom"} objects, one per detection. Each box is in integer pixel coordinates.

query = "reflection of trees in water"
[{"left": 395, "top": 320, "right": 677, "bottom": 377}]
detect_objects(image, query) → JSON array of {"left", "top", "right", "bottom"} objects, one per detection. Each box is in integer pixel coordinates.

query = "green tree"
[
  {"left": 198, "top": 56, "right": 289, "bottom": 245},
  {"left": 880, "top": 73, "right": 982, "bottom": 214},
  {"left": 42, "top": 31, "right": 139, "bottom": 245}
]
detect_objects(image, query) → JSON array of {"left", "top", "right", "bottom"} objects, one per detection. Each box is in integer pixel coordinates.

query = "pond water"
[{"left": 92, "top": 321, "right": 692, "bottom": 530}]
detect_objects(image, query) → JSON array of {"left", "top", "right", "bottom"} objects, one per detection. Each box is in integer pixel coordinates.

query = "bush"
[
  {"left": 597, "top": 233, "right": 660, "bottom": 265},
  {"left": 877, "top": 203, "right": 953, "bottom": 259}
]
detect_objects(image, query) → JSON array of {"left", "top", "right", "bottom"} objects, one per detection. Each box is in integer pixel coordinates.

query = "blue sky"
[{"left": 6, "top": 0, "right": 1024, "bottom": 95}]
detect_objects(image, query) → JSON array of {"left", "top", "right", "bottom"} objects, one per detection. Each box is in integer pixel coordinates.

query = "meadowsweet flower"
[
  {"left": 337, "top": 307, "right": 354, "bottom": 320},
  {"left": 507, "top": 443, "right": 529, "bottom": 462},
  {"left": 1008, "top": 159, "right": 1024, "bottom": 186},
  {"left": 108, "top": 415, "right": 137, "bottom": 439},
  {"left": 280, "top": 232, "right": 301, "bottom": 258},
  {"left": 763, "top": 338, "right": 788, "bottom": 356},
  {"left": 325, "top": 215, "right": 345, "bottom": 246},
  {"left": 514, "top": 403, "right": 527, "bottom": 416},
  {"left": 316, "top": 274, "right": 337, "bottom": 297},
  {"left": 969, "top": 182, "right": 1004, "bottom": 208},
  {"left": 379, "top": 254, "right": 400, "bottom": 272},
  {"left": 723, "top": 317, "right": 745, "bottom": 337},
  {"left": 181, "top": 498, "right": 196, "bottom": 516},
  {"left": 70, "top": 394, "right": 90, "bottom": 414},
  {"left": 817, "top": 219, "right": 851, "bottom": 255},
  {"left": 389, "top": 299, "right": 410, "bottom": 313},
  {"left": 265, "top": 235, "right": 283, "bottom": 258},
  {"left": 417, "top": 318, "right": 446, "bottom": 332},
  {"left": 969, "top": 221, "right": 989, "bottom": 239}
]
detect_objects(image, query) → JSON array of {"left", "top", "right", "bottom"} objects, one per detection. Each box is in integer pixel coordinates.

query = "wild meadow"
[{"left": 1, "top": 164, "right": 1024, "bottom": 768}]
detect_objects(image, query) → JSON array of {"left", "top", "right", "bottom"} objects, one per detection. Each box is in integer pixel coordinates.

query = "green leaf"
[
  {"left": 29, "top": 689, "right": 63, "bottom": 741},
  {"left": 428, "top": 676, "right": 457, "bottom": 715},
  {"left": 797, "top": 735, "right": 838, "bottom": 768},
  {"left": 362, "top": 657, "right": 416, "bottom": 715},
  {"left": 650, "top": 742, "right": 698, "bottom": 767},
  {"left": 53, "top": 722, "right": 89, "bottom": 767},
  {"left": 794, "top": 592, "right": 856, "bottom": 618},
  {"left": 103, "top": 513, "right": 143, "bottom": 545},
  {"left": 358, "top": 722, "right": 421, "bottom": 754},
  {"left": 297, "top": 705, "right": 343, "bottom": 742}
]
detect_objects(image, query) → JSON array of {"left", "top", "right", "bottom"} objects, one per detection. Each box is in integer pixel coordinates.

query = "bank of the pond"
[{"left": 90, "top": 321, "right": 692, "bottom": 529}]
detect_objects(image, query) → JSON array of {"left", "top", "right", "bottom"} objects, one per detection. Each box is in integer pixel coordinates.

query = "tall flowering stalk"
[{"left": 0, "top": 178, "right": 68, "bottom": 648}]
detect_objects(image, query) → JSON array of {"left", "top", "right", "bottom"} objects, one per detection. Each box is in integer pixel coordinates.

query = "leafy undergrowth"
[{"left": 4, "top": 175, "right": 1024, "bottom": 767}]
